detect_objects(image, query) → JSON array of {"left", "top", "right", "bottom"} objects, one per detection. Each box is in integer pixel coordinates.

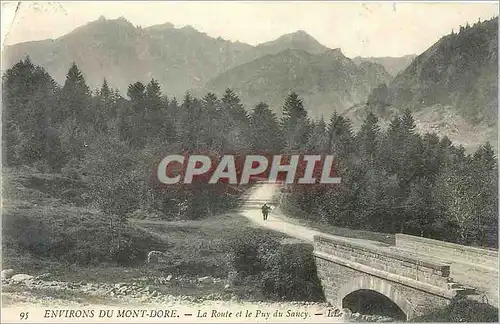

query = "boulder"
[
  {"left": 10, "top": 274, "right": 34, "bottom": 282},
  {"left": 35, "top": 273, "right": 52, "bottom": 280},
  {"left": 1, "top": 269, "right": 15, "bottom": 280},
  {"left": 146, "top": 251, "right": 168, "bottom": 264}
]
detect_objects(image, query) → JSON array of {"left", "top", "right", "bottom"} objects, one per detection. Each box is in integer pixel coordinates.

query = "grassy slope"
[{"left": 1, "top": 167, "right": 292, "bottom": 303}]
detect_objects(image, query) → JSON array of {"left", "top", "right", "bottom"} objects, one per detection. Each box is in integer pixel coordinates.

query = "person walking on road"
[{"left": 261, "top": 203, "right": 271, "bottom": 220}]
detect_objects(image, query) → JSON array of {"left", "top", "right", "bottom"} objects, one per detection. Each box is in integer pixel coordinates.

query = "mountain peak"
[
  {"left": 257, "top": 29, "right": 329, "bottom": 55},
  {"left": 291, "top": 29, "right": 311, "bottom": 37},
  {"left": 64, "top": 16, "right": 136, "bottom": 39},
  {"left": 84, "top": 16, "right": 134, "bottom": 28},
  {"left": 280, "top": 29, "right": 318, "bottom": 42},
  {"left": 322, "top": 48, "right": 347, "bottom": 59},
  {"left": 145, "top": 22, "right": 175, "bottom": 32},
  {"left": 180, "top": 25, "right": 198, "bottom": 33}
]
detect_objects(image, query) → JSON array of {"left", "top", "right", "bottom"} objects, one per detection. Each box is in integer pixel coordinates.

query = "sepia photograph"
[{"left": 1, "top": 1, "right": 499, "bottom": 323}]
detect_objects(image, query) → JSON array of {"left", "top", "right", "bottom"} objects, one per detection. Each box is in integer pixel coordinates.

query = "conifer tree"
[
  {"left": 326, "top": 112, "right": 353, "bottom": 162},
  {"left": 306, "top": 117, "right": 328, "bottom": 153},
  {"left": 357, "top": 111, "right": 380, "bottom": 161},
  {"left": 61, "top": 62, "right": 90, "bottom": 124},
  {"left": 250, "top": 102, "right": 283, "bottom": 152},
  {"left": 282, "top": 92, "right": 310, "bottom": 151},
  {"left": 202, "top": 93, "right": 223, "bottom": 151}
]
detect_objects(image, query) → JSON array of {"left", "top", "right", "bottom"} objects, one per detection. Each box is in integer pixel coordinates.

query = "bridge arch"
[{"left": 338, "top": 275, "right": 414, "bottom": 320}]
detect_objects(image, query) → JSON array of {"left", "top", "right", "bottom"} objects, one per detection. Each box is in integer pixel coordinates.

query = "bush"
[
  {"left": 2, "top": 207, "right": 168, "bottom": 266},
  {"left": 413, "top": 295, "right": 499, "bottom": 322},
  {"left": 228, "top": 230, "right": 325, "bottom": 301}
]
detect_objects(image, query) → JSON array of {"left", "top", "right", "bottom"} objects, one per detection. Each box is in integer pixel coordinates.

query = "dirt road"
[
  {"left": 240, "top": 183, "right": 498, "bottom": 307},
  {"left": 238, "top": 183, "right": 387, "bottom": 249}
]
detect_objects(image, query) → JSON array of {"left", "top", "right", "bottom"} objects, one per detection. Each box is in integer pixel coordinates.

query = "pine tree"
[
  {"left": 220, "top": 89, "right": 250, "bottom": 151},
  {"left": 473, "top": 141, "right": 496, "bottom": 171},
  {"left": 179, "top": 92, "right": 204, "bottom": 151},
  {"left": 60, "top": 62, "right": 90, "bottom": 125},
  {"left": 167, "top": 97, "right": 180, "bottom": 124},
  {"left": 221, "top": 88, "right": 248, "bottom": 124},
  {"left": 357, "top": 111, "right": 380, "bottom": 161},
  {"left": 202, "top": 93, "right": 223, "bottom": 151},
  {"left": 250, "top": 102, "right": 284, "bottom": 152},
  {"left": 100, "top": 78, "right": 112, "bottom": 116},
  {"left": 306, "top": 117, "right": 328, "bottom": 153},
  {"left": 127, "top": 82, "right": 146, "bottom": 105},
  {"left": 145, "top": 79, "right": 172, "bottom": 141},
  {"left": 326, "top": 112, "right": 353, "bottom": 162},
  {"left": 3, "top": 57, "right": 60, "bottom": 166},
  {"left": 282, "top": 92, "right": 310, "bottom": 151},
  {"left": 401, "top": 108, "right": 416, "bottom": 136}
]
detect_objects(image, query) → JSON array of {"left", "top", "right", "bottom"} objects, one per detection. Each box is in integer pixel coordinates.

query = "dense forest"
[{"left": 2, "top": 57, "right": 498, "bottom": 248}]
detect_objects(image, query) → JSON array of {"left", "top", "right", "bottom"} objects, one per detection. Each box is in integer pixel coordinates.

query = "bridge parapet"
[
  {"left": 395, "top": 234, "right": 498, "bottom": 271},
  {"left": 314, "top": 234, "right": 451, "bottom": 290}
]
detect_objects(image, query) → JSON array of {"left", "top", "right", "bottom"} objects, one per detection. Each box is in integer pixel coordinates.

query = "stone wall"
[
  {"left": 314, "top": 255, "right": 451, "bottom": 320},
  {"left": 314, "top": 234, "right": 451, "bottom": 289},
  {"left": 313, "top": 235, "right": 452, "bottom": 320},
  {"left": 395, "top": 234, "right": 498, "bottom": 270}
]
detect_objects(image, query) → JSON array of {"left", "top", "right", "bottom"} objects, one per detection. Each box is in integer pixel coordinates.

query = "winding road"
[
  {"left": 237, "top": 182, "right": 389, "bottom": 248},
  {"left": 237, "top": 182, "right": 499, "bottom": 307}
]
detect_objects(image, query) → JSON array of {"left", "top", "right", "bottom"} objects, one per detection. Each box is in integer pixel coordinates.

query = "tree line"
[{"left": 2, "top": 58, "right": 497, "bottom": 248}]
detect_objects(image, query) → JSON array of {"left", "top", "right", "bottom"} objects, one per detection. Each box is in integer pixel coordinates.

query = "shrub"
[
  {"left": 2, "top": 208, "right": 168, "bottom": 266},
  {"left": 412, "top": 295, "right": 499, "bottom": 322},
  {"left": 227, "top": 230, "right": 325, "bottom": 301}
]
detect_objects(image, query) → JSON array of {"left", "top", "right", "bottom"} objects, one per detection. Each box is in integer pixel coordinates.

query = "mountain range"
[
  {"left": 3, "top": 16, "right": 498, "bottom": 151},
  {"left": 3, "top": 16, "right": 407, "bottom": 114}
]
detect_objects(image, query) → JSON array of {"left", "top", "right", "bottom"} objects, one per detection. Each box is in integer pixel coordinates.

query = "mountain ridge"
[
  {"left": 203, "top": 48, "right": 392, "bottom": 117},
  {"left": 3, "top": 16, "right": 400, "bottom": 99}
]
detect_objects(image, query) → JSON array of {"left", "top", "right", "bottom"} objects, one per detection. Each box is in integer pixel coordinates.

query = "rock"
[
  {"left": 10, "top": 274, "right": 34, "bottom": 282},
  {"left": 1, "top": 269, "right": 15, "bottom": 280},
  {"left": 166, "top": 275, "right": 172, "bottom": 281},
  {"left": 224, "top": 284, "right": 230, "bottom": 289},
  {"left": 147, "top": 251, "right": 168, "bottom": 264}
]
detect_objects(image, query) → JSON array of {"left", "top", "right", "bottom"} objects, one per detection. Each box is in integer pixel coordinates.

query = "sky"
[{"left": 1, "top": 1, "right": 499, "bottom": 57}]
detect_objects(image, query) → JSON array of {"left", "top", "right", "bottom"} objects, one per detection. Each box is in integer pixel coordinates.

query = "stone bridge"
[
  {"left": 240, "top": 183, "right": 498, "bottom": 320},
  {"left": 313, "top": 233, "right": 499, "bottom": 321}
]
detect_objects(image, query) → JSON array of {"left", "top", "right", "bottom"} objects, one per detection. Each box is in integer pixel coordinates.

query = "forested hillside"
[
  {"left": 2, "top": 58, "right": 497, "bottom": 248},
  {"left": 204, "top": 48, "right": 391, "bottom": 117},
  {"left": 385, "top": 18, "right": 498, "bottom": 124}
]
